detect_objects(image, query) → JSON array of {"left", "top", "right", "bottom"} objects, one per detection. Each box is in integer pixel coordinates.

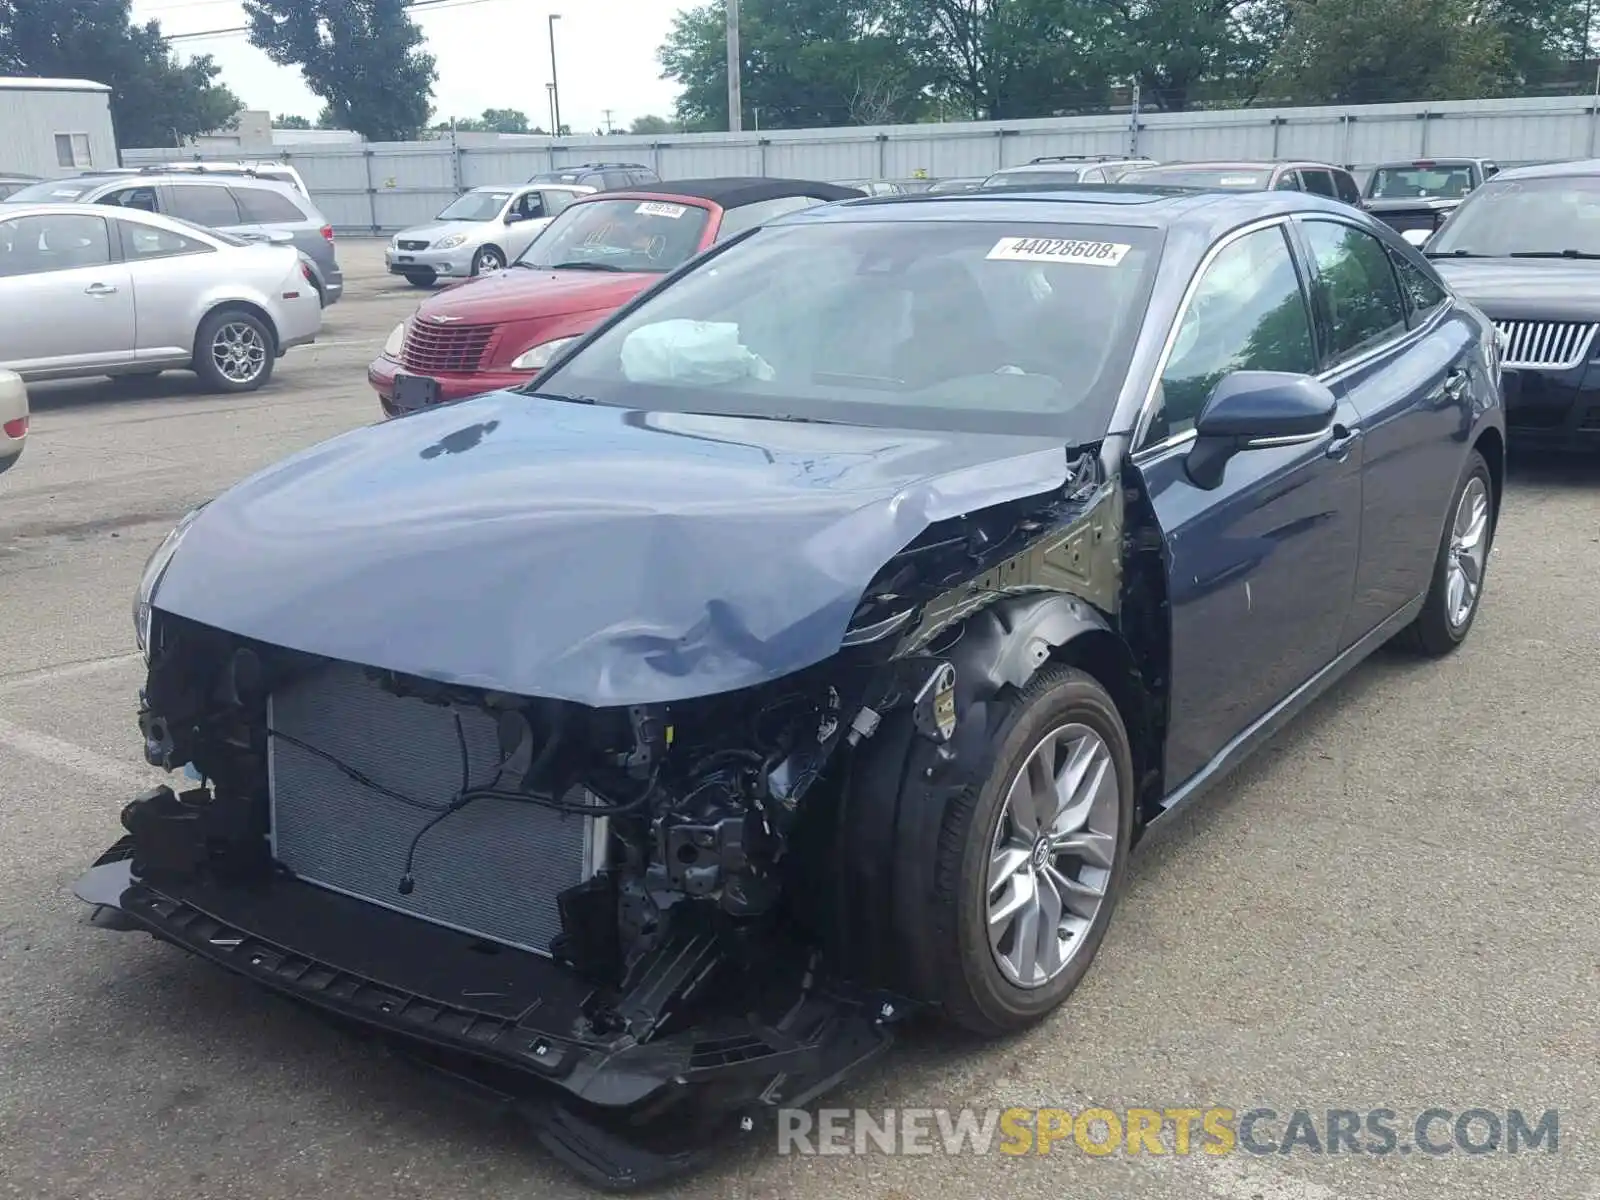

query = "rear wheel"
[
  {"left": 1397, "top": 450, "right": 1494, "bottom": 656},
  {"left": 404, "top": 269, "right": 437, "bottom": 288},
  {"left": 193, "top": 308, "right": 275, "bottom": 393},
  {"left": 928, "top": 665, "right": 1134, "bottom": 1036}
]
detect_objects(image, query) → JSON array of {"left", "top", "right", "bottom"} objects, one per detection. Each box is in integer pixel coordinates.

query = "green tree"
[
  {"left": 661, "top": 0, "right": 929, "bottom": 129},
  {"left": 1270, "top": 0, "right": 1510, "bottom": 104},
  {"left": 1102, "top": 0, "right": 1285, "bottom": 110},
  {"left": 273, "top": 113, "right": 312, "bottom": 129},
  {"left": 0, "top": 0, "right": 240, "bottom": 147},
  {"left": 629, "top": 113, "right": 679, "bottom": 134},
  {"left": 478, "top": 107, "right": 531, "bottom": 133},
  {"left": 243, "top": 0, "right": 436, "bottom": 141}
]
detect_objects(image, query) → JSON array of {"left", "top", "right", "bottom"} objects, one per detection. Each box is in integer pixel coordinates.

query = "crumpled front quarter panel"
[{"left": 153, "top": 393, "right": 1070, "bottom": 705}]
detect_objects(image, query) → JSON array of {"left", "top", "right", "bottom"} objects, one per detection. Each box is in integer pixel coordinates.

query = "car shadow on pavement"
[
  {"left": 24, "top": 373, "right": 255, "bottom": 415},
  {"left": 1505, "top": 446, "right": 1600, "bottom": 487}
]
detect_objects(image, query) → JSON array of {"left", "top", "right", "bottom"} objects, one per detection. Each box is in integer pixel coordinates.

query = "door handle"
[
  {"left": 84, "top": 283, "right": 119, "bottom": 296},
  {"left": 1326, "top": 423, "right": 1361, "bottom": 460}
]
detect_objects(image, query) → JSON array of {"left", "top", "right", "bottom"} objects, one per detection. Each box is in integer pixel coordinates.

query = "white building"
[{"left": 0, "top": 77, "right": 116, "bottom": 178}]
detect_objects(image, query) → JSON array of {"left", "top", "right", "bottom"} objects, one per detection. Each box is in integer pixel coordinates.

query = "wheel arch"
[
  {"left": 1472, "top": 424, "right": 1504, "bottom": 520},
  {"left": 193, "top": 299, "right": 280, "bottom": 363},
  {"left": 828, "top": 592, "right": 1156, "bottom": 1001}
]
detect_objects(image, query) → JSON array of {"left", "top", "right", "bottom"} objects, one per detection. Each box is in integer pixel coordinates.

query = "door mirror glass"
[{"left": 1186, "top": 371, "right": 1336, "bottom": 488}]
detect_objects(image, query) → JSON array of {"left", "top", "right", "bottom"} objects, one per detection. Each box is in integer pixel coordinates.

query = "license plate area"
[{"left": 392, "top": 371, "right": 441, "bottom": 413}]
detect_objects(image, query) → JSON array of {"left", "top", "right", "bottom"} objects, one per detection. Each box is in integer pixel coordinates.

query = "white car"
[
  {"left": 385, "top": 183, "right": 594, "bottom": 287},
  {"left": 0, "top": 368, "right": 26, "bottom": 475},
  {"left": 0, "top": 204, "right": 322, "bottom": 393}
]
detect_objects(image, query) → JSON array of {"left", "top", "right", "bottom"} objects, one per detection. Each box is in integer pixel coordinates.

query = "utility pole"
[
  {"left": 602, "top": 109, "right": 615, "bottom": 134},
  {"left": 726, "top": 0, "right": 742, "bottom": 133},
  {"left": 546, "top": 83, "right": 557, "bottom": 138},
  {"left": 548, "top": 13, "right": 563, "bottom": 137},
  {"left": 1128, "top": 78, "right": 1141, "bottom": 158}
]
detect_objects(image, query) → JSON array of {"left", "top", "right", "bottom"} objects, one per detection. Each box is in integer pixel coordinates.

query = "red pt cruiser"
[{"left": 369, "top": 178, "right": 863, "bottom": 417}]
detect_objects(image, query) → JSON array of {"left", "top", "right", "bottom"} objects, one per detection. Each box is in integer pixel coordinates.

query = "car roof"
[
  {"left": 1, "top": 201, "right": 232, "bottom": 237},
  {"left": 575, "top": 176, "right": 865, "bottom": 207},
  {"left": 775, "top": 185, "right": 1366, "bottom": 238},
  {"left": 1491, "top": 158, "right": 1600, "bottom": 181}
]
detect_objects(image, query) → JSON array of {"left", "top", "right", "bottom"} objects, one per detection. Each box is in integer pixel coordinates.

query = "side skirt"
[{"left": 1149, "top": 593, "right": 1426, "bottom": 829}]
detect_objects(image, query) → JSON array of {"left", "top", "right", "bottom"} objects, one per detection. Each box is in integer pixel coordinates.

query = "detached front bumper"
[
  {"left": 385, "top": 247, "right": 475, "bottom": 279},
  {"left": 75, "top": 837, "right": 894, "bottom": 1190}
]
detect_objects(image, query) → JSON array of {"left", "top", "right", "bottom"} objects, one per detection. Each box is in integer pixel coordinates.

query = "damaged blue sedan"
[{"left": 77, "top": 186, "right": 1504, "bottom": 1189}]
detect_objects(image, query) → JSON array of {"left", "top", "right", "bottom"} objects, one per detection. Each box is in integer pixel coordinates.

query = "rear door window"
[
  {"left": 601, "top": 171, "right": 634, "bottom": 189},
  {"left": 99, "top": 185, "right": 161, "bottom": 213},
  {"left": 1300, "top": 219, "right": 1408, "bottom": 365},
  {"left": 1332, "top": 170, "right": 1362, "bottom": 206},
  {"left": 1300, "top": 169, "right": 1338, "bottom": 198},
  {"left": 118, "top": 221, "right": 211, "bottom": 261},
  {"left": 540, "top": 189, "right": 579, "bottom": 216},
  {"left": 167, "top": 184, "right": 243, "bottom": 228},
  {"left": 1273, "top": 171, "right": 1303, "bottom": 191},
  {"left": 232, "top": 185, "right": 307, "bottom": 224}
]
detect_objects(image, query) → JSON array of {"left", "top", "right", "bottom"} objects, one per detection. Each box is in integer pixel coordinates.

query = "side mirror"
[
  {"left": 505, "top": 211, "right": 529, "bottom": 224},
  {"left": 1185, "top": 371, "right": 1337, "bottom": 489}
]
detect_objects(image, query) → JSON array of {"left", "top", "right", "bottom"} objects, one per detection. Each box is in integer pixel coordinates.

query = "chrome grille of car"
[
  {"left": 267, "top": 661, "right": 598, "bottom": 956},
  {"left": 400, "top": 321, "right": 495, "bottom": 374},
  {"left": 1493, "top": 320, "right": 1599, "bottom": 370},
  {"left": 398, "top": 239, "right": 430, "bottom": 251}
]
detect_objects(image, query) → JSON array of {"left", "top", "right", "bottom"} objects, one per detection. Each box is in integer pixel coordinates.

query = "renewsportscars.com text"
[{"left": 777, "top": 1106, "right": 1560, "bottom": 1158}]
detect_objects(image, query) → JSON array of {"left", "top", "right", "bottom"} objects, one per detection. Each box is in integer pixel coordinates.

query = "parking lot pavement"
[{"left": 1, "top": 246, "right": 1597, "bottom": 1200}]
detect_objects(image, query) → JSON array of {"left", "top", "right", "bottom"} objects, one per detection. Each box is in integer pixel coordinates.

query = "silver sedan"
[{"left": 0, "top": 204, "right": 322, "bottom": 393}]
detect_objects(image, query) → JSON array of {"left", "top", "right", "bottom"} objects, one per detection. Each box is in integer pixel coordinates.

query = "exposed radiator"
[{"left": 267, "top": 661, "right": 598, "bottom": 956}]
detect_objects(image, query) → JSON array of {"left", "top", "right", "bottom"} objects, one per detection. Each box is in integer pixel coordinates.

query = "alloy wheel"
[
  {"left": 986, "top": 722, "right": 1120, "bottom": 989},
  {"left": 211, "top": 322, "right": 267, "bottom": 385},
  {"left": 476, "top": 249, "right": 503, "bottom": 274},
  {"left": 1446, "top": 476, "right": 1489, "bottom": 629}
]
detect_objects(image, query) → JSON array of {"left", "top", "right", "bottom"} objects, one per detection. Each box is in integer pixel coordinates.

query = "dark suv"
[
  {"left": 527, "top": 162, "right": 660, "bottom": 190},
  {"left": 1119, "top": 160, "right": 1365, "bottom": 208},
  {"left": 2, "top": 168, "right": 345, "bottom": 306},
  {"left": 1363, "top": 158, "right": 1498, "bottom": 237}
]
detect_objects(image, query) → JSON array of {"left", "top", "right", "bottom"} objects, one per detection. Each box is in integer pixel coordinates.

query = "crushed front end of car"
[{"left": 74, "top": 394, "right": 1133, "bottom": 1188}]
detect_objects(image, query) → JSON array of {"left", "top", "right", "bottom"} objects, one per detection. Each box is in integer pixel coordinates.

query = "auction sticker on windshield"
[
  {"left": 987, "top": 236, "right": 1131, "bottom": 266},
  {"left": 637, "top": 202, "right": 689, "bottom": 219}
]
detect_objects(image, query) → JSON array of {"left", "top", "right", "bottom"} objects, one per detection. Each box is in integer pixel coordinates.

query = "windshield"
[
  {"left": 436, "top": 191, "right": 511, "bottom": 221},
  {"left": 2, "top": 179, "right": 99, "bottom": 203},
  {"left": 984, "top": 168, "right": 1082, "bottom": 188},
  {"left": 514, "top": 197, "right": 711, "bottom": 273},
  {"left": 1121, "top": 167, "right": 1269, "bottom": 190},
  {"left": 535, "top": 219, "right": 1163, "bottom": 439},
  {"left": 1427, "top": 176, "right": 1600, "bottom": 257},
  {"left": 1367, "top": 165, "right": 1475, "bottom": 200}
]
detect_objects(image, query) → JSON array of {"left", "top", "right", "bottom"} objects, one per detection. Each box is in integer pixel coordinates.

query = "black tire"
[
  {"left": 472, "top": 245, "right": 505, "bottom": 276},
  {"left": 929, "top": 664, "right": 1135, "bottom": 1037},
  {"left": 404, "top": 269, "right": 437, "bottom": 288},
  {"left": 192, "top": 308, "right": 276, "bottom": 394},
  {"left": 1396, "top": 449, "right": 1495, "bottom": 657}
]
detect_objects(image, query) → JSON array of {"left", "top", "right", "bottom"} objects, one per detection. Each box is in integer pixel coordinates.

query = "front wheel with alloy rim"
[
  {"left": 193, "top": 308, "right": 275, "bottom": 393},
  {"left": 472, "top": 246, "right": 505, "bottom": 275},
  {"left": 931, "top": 664, "right": 1134, "bottom": 1036},
  {"left": 1397, "top": 449, "right": 1495, "bottom": 656}
]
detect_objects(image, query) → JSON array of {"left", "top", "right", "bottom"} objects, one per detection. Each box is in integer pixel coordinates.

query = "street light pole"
[
  {"left": 725, "top": 0, "right": 742, "bottom": 133},
  {"left": 548, "top": 13, "right": 563, "bottom": 137}
]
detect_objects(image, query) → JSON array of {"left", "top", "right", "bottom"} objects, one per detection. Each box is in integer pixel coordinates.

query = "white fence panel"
[{"left": 125, "top": 94, "right": 1600, "bottom": 232}]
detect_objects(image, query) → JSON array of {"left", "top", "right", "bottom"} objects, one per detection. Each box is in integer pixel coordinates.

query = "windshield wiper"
[
  {"left": 529, "top": 390, "right": 597, "bottom": 405},
  {"left": 1424, "top": 248, "right": 1487, "bottom": 258},
  {"left": 548, "top": 260, "right": 629, "bottom": 272},
  {"left": 1508, "top": 249, "right": 1600, "bottom": 260}
]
